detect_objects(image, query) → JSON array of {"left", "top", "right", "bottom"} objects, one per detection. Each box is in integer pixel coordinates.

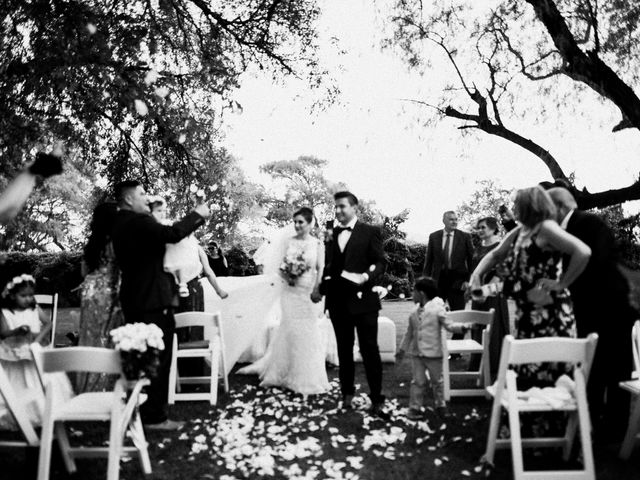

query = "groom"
[{"left": 318, "top": 191, "right": 387, "bottom": 417}]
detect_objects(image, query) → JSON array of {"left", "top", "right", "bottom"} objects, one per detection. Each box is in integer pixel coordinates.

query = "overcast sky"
[{"left": 223, "top": 0, "right": 640, "bottom": 241}]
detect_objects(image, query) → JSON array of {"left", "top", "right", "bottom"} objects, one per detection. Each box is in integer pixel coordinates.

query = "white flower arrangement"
[
  {"left": 280, "top": 246, "right": 310, "bottom": 286},
  {"left": 2, "top": 274, "right": 35, "bottom": 298},
  {"left": 110, "top": 323, "right": 165, "bottom": 352},
  {"left": 110, "top": 323, "right": 165, "bottom": 380}
]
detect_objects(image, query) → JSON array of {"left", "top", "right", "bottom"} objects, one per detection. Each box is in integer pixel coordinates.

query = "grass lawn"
[{"left": 2, "top": 301, "right": 639, "bottom": 479}]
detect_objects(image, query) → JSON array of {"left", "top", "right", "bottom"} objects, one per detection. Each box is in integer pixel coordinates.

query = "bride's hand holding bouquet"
[{"left": 279, "top": 250, "right": 310, "bottom": 286}]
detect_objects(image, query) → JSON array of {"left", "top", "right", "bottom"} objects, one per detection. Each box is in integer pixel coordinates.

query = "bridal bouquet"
[
  {"left": 110, "top": 323, "right": 165, "bottom": 381},
  {"left": 280, "top": 250, "right": 310, "bottom": 286}
]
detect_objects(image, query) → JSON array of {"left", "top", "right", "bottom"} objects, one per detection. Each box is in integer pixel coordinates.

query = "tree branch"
[{"left": 525, "top": 0, "right": 640, "bottom": 132}]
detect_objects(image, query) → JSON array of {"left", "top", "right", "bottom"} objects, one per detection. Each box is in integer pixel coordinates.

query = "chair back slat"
[
  {"left": 175, "top": 312, "right": 221, "bottom": 340},
  {"left": 447, "top": 309, "right": 495, "bottom": 326},
  {"left": 632, "top": 320, "right": 640, "bottom": 376},
  {"left": 35, "top": 293, "right": 58, "bottom": 348},
  {"left": 35, "top": 294, "right": 54, "bottom": 306},
  {"left": 504, "top": 334, "right": 598, "bottom": 366},
  {"left": 37, "top": 347, "right": 122, "bottom": 375}
]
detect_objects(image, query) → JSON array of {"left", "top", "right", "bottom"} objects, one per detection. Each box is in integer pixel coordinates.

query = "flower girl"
[
  {"left": 149, "top": 196, "right": 205, "bottom": 297},
  {"left": 0, "top": 275, "right": 72, "bottom": 429}
]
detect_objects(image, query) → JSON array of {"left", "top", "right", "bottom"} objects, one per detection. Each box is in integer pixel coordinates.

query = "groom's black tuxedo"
[
  {"left": 563, "top": 209, "right": 635, "bottom": 440},
  {"left": 111, "top": 208, "right": 204, "bottom": 424},
  {"left": 324, "top": 221, "right": 387, "bottom": 314},
  {"left": 323, "top": 220, "right": 387, "bottom": 404}
]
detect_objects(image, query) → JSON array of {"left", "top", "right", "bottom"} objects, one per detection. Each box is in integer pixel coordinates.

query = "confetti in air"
[{"left": 134, "top": 99, "right": 148, "bottom": 116}]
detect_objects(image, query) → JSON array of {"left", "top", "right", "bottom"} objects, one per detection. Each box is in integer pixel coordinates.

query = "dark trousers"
[
  {"left": 587, "top": 331, "right": 632, "bottom": 441},
  {"left": 123, "top": 308, "right": 175, "bottom": 424},
  {"left": 330, "top": 309, "right": 383, "bottom": 404},
  {"left": 438, "top": 269, "right": 466, "bottom": 339}
]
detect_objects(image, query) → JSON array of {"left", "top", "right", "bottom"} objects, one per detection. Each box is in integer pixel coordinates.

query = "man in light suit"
[{"left": 423, "top": 211, "right": 474, "bottom": 321}]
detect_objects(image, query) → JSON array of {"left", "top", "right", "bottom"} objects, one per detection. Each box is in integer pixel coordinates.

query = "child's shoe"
[
  {"left": 178, "top": 283, "right": 189, "bottom": 297},
  {"left": 406, "top": 408, "right": 423, "bottom": 420}
]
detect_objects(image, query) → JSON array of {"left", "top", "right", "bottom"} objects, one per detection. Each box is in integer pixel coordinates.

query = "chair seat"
[
  {"left": 487, "top": 385, "right": 578, "bottom": 412},
  {"left": 178, "top": 340, "right": 210, "bottom": 350},
  {"left": 620, "top": 379, "right": 640, "bottom": 394},
  {"left": 447, "top": 339, "right": 483, "bottom": 353},
  {"left": 56, "top": 392, "right": 116, "bottom": 420}
]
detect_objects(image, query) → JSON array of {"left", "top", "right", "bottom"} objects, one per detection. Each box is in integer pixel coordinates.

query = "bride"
[{"left": 238, "top": 207, "right": 330, "bottom": 395}]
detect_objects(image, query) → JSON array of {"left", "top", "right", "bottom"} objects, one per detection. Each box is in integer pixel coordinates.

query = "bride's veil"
[{"left": 253, "top": 223, "right": 297, "bottom": 275}]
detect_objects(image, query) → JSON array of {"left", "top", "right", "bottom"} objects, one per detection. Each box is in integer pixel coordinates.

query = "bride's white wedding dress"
[{"left": 238, "top": 235, "right": 330, "bottom": 395}]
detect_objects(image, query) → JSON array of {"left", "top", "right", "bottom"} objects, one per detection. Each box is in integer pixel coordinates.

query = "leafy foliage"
[
  {"left": 456, "top": 179, "right": 513, "bottom": 232},
  {"left": 259, "top": 156, "right": 347, "bottom": 226},
  {"left": 385, "top": 0, "right": 640, "bottom": 208}
]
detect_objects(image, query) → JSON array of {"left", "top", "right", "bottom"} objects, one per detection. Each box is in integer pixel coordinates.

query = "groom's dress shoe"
[
  {"left": 341, "top": 394, "right": 354, "bottom": 410},
  {"left": 369, "top": 402, "right": 390, "bottom": 421}
]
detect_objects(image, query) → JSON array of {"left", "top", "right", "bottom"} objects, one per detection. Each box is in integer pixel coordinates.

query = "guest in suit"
[
  {"left": 548, "top": 187, "right": 636, "bottom": 442},
  {"left": 423, "top": 211, "right": 474, "bottom": 340},
  {"left": 111, "top": 180, "right": 210, "bottom": 430},
  {"left": 318, "top": 191, "right": 387, "bottom": 418}
]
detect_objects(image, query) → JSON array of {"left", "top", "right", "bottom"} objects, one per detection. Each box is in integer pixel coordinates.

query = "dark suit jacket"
[
  {"left": 111, "top": 209, "right": 204, "bottom": 316},
  {"left": 565, "top": 210, "right": 635, "bottom": 337},
  {"left": 323, "top": 221, "right": 387, "bottom": 315},
  {"left": 423, "top": 228, "right": 474, "bottom": 287}
]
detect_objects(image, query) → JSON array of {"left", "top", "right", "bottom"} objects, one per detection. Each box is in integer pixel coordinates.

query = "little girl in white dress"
[
  {"left": 149, "top": 197, "right": 205, "bottom": 297},
  {"left": 0, "top": 275, "right": 73, "bottom": 429}
]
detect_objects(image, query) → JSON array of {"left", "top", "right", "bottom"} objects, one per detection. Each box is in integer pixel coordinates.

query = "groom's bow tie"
[{"left": 334, "top": 226, "right": 353, "bottom": 235}]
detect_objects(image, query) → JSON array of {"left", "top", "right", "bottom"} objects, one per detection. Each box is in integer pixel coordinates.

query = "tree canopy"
[
  {"left": 0, "top": 0, "right": 325, "bottom": 251},
  {"left": 387, "top": 0, "right": 640, "bottom": 209}
]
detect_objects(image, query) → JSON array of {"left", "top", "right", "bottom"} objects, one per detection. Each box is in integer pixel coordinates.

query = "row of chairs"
[
  {"left": 445, "top": 311, "right": 640, "bottom": 479},
  {"left": 0, "top": 311, "right": 229, "bottom": 480},
  {"left": 0, "top": 346, "right": 151, "bottom": 480}
]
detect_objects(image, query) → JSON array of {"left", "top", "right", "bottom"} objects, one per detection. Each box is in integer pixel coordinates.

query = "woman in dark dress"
[
  {"left": 76, "top": 202, "right": 123, "bottom": 392},
  {"left": 207, "top": 241, "right": 229, "bottom": 277},
  {"left": 471, "top": 187, "right": 590, "bottom": 387},
  {"left": 468, "top": 217, "right": 510, "bottom": 381},
  {"left": 471, "top": 187, "right": 591, "bottom": 435}
]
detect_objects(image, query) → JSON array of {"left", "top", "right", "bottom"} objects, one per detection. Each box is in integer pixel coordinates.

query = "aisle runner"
[{"left": 202, "top": 275, "right": 281, "bottom": 376}]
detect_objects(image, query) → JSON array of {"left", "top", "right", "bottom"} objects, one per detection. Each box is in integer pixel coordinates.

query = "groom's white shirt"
[{"left": 335, "top": 216, "right": 358, "bottom": 252}]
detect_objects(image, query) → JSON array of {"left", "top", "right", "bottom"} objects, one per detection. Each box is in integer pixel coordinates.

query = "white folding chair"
[
  {"left": 31, "top": 345, "right": 151, "bottom": 480},
  {"left": 35, "top": 294, "right": 59, "bottom": 348},
  {"left": 442, "top": 309, "right": 494, "bottom": 400},
  {"left": 632, "top": 320, "right": 640, "bottom": 379},
  {"left": 168, "top": 311, "right": 228, "bottom": 405},
  {"left": 484, "top": 334, "right": 598, "bottom": 480},
  {"left": 619, "top": 379, "right": 640, "bottom": 459},
  {"left": 0, "top": 363, "right": 40, "bottom": 449}
]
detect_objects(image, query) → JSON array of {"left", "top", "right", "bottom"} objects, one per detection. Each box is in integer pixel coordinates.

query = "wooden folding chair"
[
  {"left": 0, "top": 362, "right": 40, "bottom": 449},
  {"left": 442, "top": 309, "right": 494, "bottom": 400},
  {"left": 168, "top": 311, "right": 228, "bottom": 405},
  {"left": 35, "top": 294, "right": 59, "bottom": 348},
  {"left": 484, "top": 334, "right": 598, "bottom": 480},
  {"left": 31, "top": 346, "right": 151, "bottom": 480},
  {"left": 632, "top": 320, "right": 639, "bottom": 379}
]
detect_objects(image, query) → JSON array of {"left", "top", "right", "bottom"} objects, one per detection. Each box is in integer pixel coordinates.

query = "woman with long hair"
[{"left": 76, "top": 201, "right": 123, "bottom": 392}]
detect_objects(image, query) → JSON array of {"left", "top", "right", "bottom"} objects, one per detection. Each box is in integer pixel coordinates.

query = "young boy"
[{"left": 396, "top": 276, "right": 468, "bottom": 420}]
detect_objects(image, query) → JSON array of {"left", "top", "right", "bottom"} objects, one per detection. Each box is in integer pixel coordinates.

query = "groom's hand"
[{"left": 342, "top": 271, "right": 369, "bottom": 285}]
